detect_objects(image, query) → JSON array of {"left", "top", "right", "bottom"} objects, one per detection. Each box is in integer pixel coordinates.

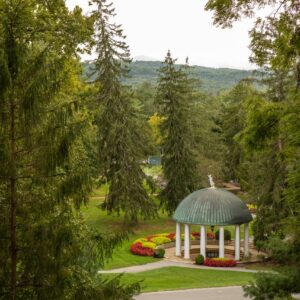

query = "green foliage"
[
  {"left": 133, "top": 82, "right": 156, "bottom": 117},
  {"left": 244, "top": 272, "right": 297, "bottom": 300},
  {"left": 91, "top": 0, "right": 157, "bottom": 224},
  {"left": 215, "top": 229, "right": 232, "bottom": 241},
  {"left": 205, "top": 0, "right": 300, "bottom": 89},
  {"left": 156, "top": 51, "right": 200, "bottom": 214},
  {"left": 153, "top": 248, "right": 165, "bottom": 258},
  {"left": 206, "top": 0, "right": 300, "bottom": 298},
  {"left": 195, "top": 254, "right": 205, "bottom": 265},
  {"left": 0, "top": 1, "right": 139, "bottom": 299},
  {"left": 219, "top": 81, "right": 257, "bottom": 180},
  {"left": 83, "top": 61, "right": 255, "bottom": 94}
]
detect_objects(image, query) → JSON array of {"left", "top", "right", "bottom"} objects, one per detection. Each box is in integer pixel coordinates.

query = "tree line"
[
  {"left": 0, "top": 0, "right": 299, "bottom": 299},
  {"left": 206, "top": 0, "right": 300, "bottom": 298}
]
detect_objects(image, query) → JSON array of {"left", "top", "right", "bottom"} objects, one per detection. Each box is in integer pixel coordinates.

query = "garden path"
[
  {"left": 134, "top": 286, "right": 249, "bottom": 300},
  {"left": 98, "top": 260, "right": 259, "bottom": 274}
]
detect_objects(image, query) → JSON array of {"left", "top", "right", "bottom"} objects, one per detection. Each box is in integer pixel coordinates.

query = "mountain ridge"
[{"left": 83, "top": 60, "right": 255, "bottom": 93}]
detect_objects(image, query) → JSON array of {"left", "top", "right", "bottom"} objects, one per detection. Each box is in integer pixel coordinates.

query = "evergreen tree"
[
  {"left": 156, "top": 51, "right": 199, "bottom": 214},
  {"left": 0, "top": 1, "right": 139, "bottom": 299},
  {"left": 91, "top": 0, "right": 157, "bottom": 223}
]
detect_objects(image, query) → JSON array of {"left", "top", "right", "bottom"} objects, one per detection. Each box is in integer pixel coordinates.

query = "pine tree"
[
  {"left": 0, "top": 1, "right": 139, "bottom": 299},
  {"left": 91, "top": 0, "right": 157, "bottom": 223},
  {"left": 156, "top": 51, "right": 199, "bottom": 214}
]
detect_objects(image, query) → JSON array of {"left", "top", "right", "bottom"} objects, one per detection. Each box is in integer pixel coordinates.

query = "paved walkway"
[
  {"left": 134, "top": 286, "right": 250, "bottom": 300},
  {"left": 99, "top": 260, "right": 259, "bottom": 274}
]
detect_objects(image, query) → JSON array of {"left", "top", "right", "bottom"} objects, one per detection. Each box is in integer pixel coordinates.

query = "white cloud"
[{"left": 66, "top": 0, "right": 260, "bottom": 69}]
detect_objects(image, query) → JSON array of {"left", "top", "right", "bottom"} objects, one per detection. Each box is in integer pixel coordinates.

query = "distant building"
[{"left": 148, "top": 156, "right": 161, "bottom": 166}]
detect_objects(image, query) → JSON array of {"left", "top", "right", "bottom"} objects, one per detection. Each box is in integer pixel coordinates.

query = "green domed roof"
[{"left": 173, "top": 188, "right": 252, "bottom": 226}]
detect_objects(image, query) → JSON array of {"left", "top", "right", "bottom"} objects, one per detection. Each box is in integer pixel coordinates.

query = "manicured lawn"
[
  {"left": 102, "top": 267, "right": 255, "bottom": 292},
  {"left": 81, "top": 196, "right": 175, "bottom": 269},
  {"left": 82, "top": 187, "right": 252, "bottom": 270}
]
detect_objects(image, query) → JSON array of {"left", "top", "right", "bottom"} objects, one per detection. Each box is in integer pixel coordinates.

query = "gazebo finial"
[{"left": 208, "top": 174, "right": 215, "bottom": 188}]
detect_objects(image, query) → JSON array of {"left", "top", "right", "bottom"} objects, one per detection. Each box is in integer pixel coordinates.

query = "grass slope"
[
  {"left": 82, "top": 195, "right": 248, "bottom": 270},
  {"left": 102, "top": 267, "right": 254, "bottom": 292},
  {"left": 81, "top": 196, "right": 175, "bottom": 269}
]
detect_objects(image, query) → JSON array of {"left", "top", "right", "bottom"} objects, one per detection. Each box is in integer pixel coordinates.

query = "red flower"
[
  {"left": 192, "top": 232, "right": 200, "bottom": 239},
  {"left": 166, "top": 233, "right": 176, "bottom": 241},
  {"left": 130, "top": 242, "right": 154, "bottom": 256},
  {"left": 204, "top": 258, "right": 237, "bottom": 267},
  {"left": 207, "top": 232, "right": 216, "bottom": 240}
]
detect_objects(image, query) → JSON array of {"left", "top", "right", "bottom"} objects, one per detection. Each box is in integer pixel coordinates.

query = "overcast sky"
[{"left": 66, "top": 0, "right": 260, "bottom": 70}]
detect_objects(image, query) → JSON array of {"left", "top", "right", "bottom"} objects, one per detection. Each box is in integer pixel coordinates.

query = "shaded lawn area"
[
  {"left": 82, "top": 188, "right": 251, "bottom": 270},
  {"left": 81, "top": 196, "right": 175, "bottom": 270},
  {"left": 102, "top": 267, "right": 255, "bottom": 292}
]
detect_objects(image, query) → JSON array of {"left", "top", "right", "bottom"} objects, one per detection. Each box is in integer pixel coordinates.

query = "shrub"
[
  {"left": 166, "top": 233, "right": 176, "bottom": 241},
  {"left": 153, "top": 248, "right": 165, "bottom": 258},
  {"left": 150, "top": 236, "right": 171, "bottom": 245},
  {"left": 215, "top": 229, "right": 231, "bottom": 241},
  {"left": 192, "top": 232, "right": 215, "bottom": 240},
  {"left": 195, "top": 254, "right": 204, "bottom": 265},
  {"left": 192, "top": 232, "right": 200, "bottom": 239},
  {"left": 141, "top": 241, "right": 156, "bottom": 249},
  {"left": 204, "top": 258, "right": 236, "bottom": 267},
  {"left": 132, "top": 238, "right": 147, "bottom": 244},
  {"left": 243, "top": 271, "right": 297, "bottom": 300},
  {"left": 131, "top": 232, "right": 197, "bottom": 257},
  {"left": 207, "top": 232, "right": 215, "bottom": 240},
  {"left": 130, "top": 242, "right": 154, "bottom": 256}
]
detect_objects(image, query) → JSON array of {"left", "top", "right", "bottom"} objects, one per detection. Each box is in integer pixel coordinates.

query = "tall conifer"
[
  {"left": 0, "top": 1, "right": 139, "bottom": 299},
  {"left": 156, "top": 51, "right": 199, "bottom": 214},
  {"left": 91, "top": 0, "right": 157, "bottom": 223}
]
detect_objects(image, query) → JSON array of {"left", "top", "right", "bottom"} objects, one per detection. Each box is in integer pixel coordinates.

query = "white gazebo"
[{"left": 172, "top": 186, "right": 253, "bottom": 260}]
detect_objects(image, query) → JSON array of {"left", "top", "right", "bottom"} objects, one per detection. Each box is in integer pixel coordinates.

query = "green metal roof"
[{"left": 172, "top": 188, "right": 253, "bottom": 226}]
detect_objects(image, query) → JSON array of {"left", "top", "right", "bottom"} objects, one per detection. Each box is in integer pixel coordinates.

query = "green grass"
[
  {"left": 102, "top": 267, "right": 255, "bottom": 292},
  {"left": 143, "top": 165, "right": 163, "bottom": 177},
  {"left": 90, "top": 184, "right": 109, "bottom": 198},
  {"left": 81, "top": 196, "right": 175, "bottom": 269},
  {"left": 82, "top": 194, "right": 250, "bottom": 269}
]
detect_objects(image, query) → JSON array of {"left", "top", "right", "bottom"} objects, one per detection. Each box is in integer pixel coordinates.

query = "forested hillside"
[
  {"left": 2, "top": 1, "right": 299, "bottom": 299},
  {"left": 83, "top": 60, "right": 254, "bottom": 93}
]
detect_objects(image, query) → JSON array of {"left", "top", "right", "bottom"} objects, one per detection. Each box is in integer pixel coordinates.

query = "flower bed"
[
  {"left": 204, "top": 258, "right": 237, "bottom": 267},
  {"left": 130, "top": 242, "right": 154, "bottom": 256},
  {"left": 130, "top": 232, "right": 215, "bottom": 258}
]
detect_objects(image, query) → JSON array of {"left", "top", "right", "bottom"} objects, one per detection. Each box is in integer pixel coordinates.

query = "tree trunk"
[{"left": 10, "top": 96, "right": 17, "bottom": 300}]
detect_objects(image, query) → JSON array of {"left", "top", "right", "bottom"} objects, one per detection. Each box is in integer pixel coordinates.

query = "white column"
[
  {"left": 244, "top": 223, "right": 249, "bottom": 257},
  {"left": 219, "top": 226, "right": 225, "bottom": 258},
  {"left": 184, "top": 224, "right": 190, "bottom": 259},
  {"left": 175, "top": 222, "right": 181, "bottom": 256},
  {"left": 200, "top": 225, "right": 206, "bottom": 258},
  {"left": 235, "top": 225, "right": 240, "bottom": 260}
]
